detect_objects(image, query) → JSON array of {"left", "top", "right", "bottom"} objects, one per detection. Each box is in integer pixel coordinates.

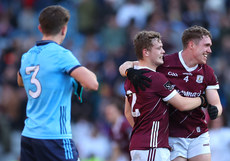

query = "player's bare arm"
[
  {"left": 17, "top": 71, "right": 24, "bottom": 87},
  {"left": 119, "top": 61, "right": 152, "bottom": 92},
  {"left": 119, "top": 61, "right": 138, "bottom": 76},
  {"left": 124, "top": 97, "right": 134, "bottom": 127},
  {"left": 206, "top": 89, "right": 223, "bottom": 117},
  {"left": 167, "top": 93, "right": 206, "bottom": 111},
  {"left": 70, "top": 66, "right": 99, "bottom": 91}
]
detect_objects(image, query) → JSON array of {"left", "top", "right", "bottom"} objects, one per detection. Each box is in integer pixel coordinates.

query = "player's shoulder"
[
  {"left": 142, "top": 69, "right": 168, "bottom": 85},
  {"left": 138, "top": 67, "right": 167, "bottom": 79},
  {"left": 161, "top": 52, "right": 179, "bottom": 67},
  {"left": 164, "top": 52, "right": 178, "bottom": 61},
  {"left": 21, "top": 45, "right": 37, "bottom": 59},
  {"left": 200, "top": 64, "right": 215, "bottom": 73},
  {"left": 139, "top": 67, "right": 165, "bottom": 80},
  {"left": 154, "top": 71, "right": 169, "bottom": 81},
  {"left": 134, "top": 66, "right": 155, "bottom": 76},
  {"left": 48, "top": 42, "right": 71, "bottom": 53}
]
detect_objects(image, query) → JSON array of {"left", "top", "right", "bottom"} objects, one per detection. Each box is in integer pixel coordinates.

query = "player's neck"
[
  {"left": 139, "top": 60, "right": 157, "bottom": 71},
  {"left": 42, "top": 34, "right": 64, "bottom": 45},
  {"left": 181, "top": 50, "right": 198, "bottom": 68}
]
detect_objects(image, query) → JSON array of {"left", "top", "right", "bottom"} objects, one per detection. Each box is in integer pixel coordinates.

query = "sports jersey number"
[
  {"left": 26, "top": 65, "right": 41, "bottom": 98},
  {"left": 183, "top": 76, "right": 189, "bottom": 82},
  {"left": 130, "top": 93, "right": 140, "bottom": 117}
]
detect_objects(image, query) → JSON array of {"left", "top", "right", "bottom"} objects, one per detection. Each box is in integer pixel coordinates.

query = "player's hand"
[
  {"left": 73, "top": 79, "right": 83, "bottom": 103},
  {"left": 207, "top": 104, "right": 218, "bottom": 120},
  {"left": 199, "top": 94, "right": 208, "bottom": 108},
  {"left": 126, "top": 68, "right": 152, "bottom": 93}
]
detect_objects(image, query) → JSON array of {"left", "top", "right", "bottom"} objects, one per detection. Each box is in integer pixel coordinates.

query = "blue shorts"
[{"left": 20, "top": 136, "right": 80, "bottom": 161}]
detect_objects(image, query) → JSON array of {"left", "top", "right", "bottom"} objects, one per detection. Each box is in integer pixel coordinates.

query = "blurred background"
[{"left": 0, "top": 0, "right": 230, "bottom": 161}]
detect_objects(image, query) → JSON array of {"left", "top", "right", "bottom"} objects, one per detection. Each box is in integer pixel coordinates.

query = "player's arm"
[
  {"left": 124, "top": 97, "right": 134, "bottom": 127},
  {"left": 206, "top": 89, "right": 223, "bottom": 117},
  {"left": 70, "top": 66, "right": 98, "bottom": 91},
  {"left": 17, "top": 71, "right": 24, "bottom": 87},
  {"left": 119, "top": 61, "right": 138, "bottom": 76},
  {"left": 167, "top": 92, "right": 205, "bottom": 111},
  {"left": 119, "top": 61, "right": 151, "bottom": 92}
]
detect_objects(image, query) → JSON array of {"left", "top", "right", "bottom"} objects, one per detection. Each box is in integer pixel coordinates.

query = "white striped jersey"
[
  {"left": 124, "top": 66, "right": 177, "bottom": 150},
  {"left": 157, "top": 51, "right": 219, "bottom": 138}
]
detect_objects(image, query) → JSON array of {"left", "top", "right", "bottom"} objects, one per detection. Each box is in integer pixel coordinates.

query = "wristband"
[
  {"left": 199, "top": 96, "right": 204, "bottom": 107},
  {"left": 125, "top": 69, "right": 129, "bottom": 76}
]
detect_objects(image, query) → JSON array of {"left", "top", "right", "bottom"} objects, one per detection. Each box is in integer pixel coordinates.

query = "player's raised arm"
[
  {"left": 70, "top": 66, "right": 98, "bottom": 91},
  {"left": 119, "top": 61, "right": 136, "bottom": 76},
  {"left": 119, "top": 61, "right": 152, "bottom": 92}
]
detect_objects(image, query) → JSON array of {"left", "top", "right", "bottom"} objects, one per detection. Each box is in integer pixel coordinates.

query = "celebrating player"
[
  {"left": 119, "top": 26, "right": 223, "bottom": 161},
  {"left": 123, "top": 30, "right": 208, "bottom": 161}
]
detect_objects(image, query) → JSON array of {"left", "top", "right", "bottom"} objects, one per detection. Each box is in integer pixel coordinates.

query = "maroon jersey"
[
  {"left": 157, "top": 51, "right": 219, "bottom": 138},
  {"left": 124, "top": 66, "right": 176, "bottom": 151}
]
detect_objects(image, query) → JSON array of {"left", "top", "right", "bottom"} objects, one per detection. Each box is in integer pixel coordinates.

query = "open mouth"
[{"left": 203, "top": 54, "right": 208, "bottom": 59}]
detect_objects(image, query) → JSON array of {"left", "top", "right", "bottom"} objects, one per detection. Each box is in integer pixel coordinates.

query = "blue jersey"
[{"left": 19, "top": 40, "right": 81, "bottom": 139}]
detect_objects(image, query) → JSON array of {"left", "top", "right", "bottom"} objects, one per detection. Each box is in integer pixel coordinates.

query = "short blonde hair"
[{"left": 133, "top": 31, "right": 161, "bottom": 60}]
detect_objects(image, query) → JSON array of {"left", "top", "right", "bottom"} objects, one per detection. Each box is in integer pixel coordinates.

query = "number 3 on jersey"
[{"left": 26, "top": 65, "right": 41, "bottom": 98}]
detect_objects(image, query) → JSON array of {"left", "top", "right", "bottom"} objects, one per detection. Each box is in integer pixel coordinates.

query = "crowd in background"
[{"left": 0, "top": 0, "right": 230, "bottom": 161}]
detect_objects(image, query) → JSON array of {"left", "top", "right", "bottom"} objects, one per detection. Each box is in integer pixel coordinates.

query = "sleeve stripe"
[
  {"left": 68, "top": 65, "right": 82, "bottom": 75},
  {"left": 206, "top": 84, "right": 219, "bottom": 90},
  {"left": 163, "top": 90, "right": 177, "bottom": 102}
]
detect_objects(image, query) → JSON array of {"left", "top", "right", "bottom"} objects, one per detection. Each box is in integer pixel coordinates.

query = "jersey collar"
[
  {"left": 36, "top": 40, "right": 57, "bottom": 46},
  {"left": 178, "top": 50, "right": 198, "bottom": 72},
  {"left": 134, "top": 65, "right": 156, "bottom": 72}
]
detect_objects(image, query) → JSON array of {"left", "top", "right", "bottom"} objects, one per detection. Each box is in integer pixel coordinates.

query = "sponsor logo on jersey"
[
  {"left": 164, "top": 82, "right": 174, "bottom": 91},
  {"left": 177, "top": 90, "right": 201, "bottom": 97},
  {"left": 196, "top": 75, "right": 204, "bottom": 83},
  {"left": 168, "top": 71, "right": 178, "bottom": 77}
]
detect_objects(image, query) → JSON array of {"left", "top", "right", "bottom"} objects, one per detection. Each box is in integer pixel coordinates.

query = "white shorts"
[
  {"left": 169, "top": 132, "right": 211, "bottom": 160},
  {"left": 130, "top": 148, "right": 170, "bottom": 161}
]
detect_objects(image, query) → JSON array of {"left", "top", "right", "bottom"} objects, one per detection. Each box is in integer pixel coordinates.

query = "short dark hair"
[
  {"left": 133, "top": 31, "right": 161, "bottom": 60},
  {"left": 39, "top": 5, "right": 70, "bottom": 35},
  {"left": 182, "top": 25, "right": 212, "bottom": 49}
]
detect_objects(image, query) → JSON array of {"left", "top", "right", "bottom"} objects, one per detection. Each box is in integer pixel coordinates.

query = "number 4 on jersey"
[{"left": 183, "top": 76, "right": 189, "bottom": 82}]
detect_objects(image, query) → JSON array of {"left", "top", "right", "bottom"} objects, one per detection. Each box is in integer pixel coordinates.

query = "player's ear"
[
  {"left": 61, "top": 25, "right": 67, "bottom": 36},
  {"left": 143, "top": 49, "right": 149, "bottom": 57},
  {"left": 38, "top": 24, "right": 42, "bottom": 33},
  {"left": 188, "top": 40, "right": 194, "bottom": 49}
]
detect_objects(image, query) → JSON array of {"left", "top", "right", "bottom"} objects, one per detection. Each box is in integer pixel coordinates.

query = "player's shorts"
[
  {"left": 130, "top": 148, "right": 170, "bottom": 161},
  {"left": 169, "top": 131, "right": 211, "bottom": 160},
  {"left": 20, "top": 136, "right": 80, "bottom": 161}
]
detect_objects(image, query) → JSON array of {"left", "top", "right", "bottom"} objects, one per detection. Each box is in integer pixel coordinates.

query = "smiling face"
[
  {"left": 148, "top": 39, "right": 165, "bottom": 67},
  {"left": 193, "top": 35, "right": 212, "bottom": 64},
  {"left": 182, "top": 26, "right": 212, "bottom": 66}
]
